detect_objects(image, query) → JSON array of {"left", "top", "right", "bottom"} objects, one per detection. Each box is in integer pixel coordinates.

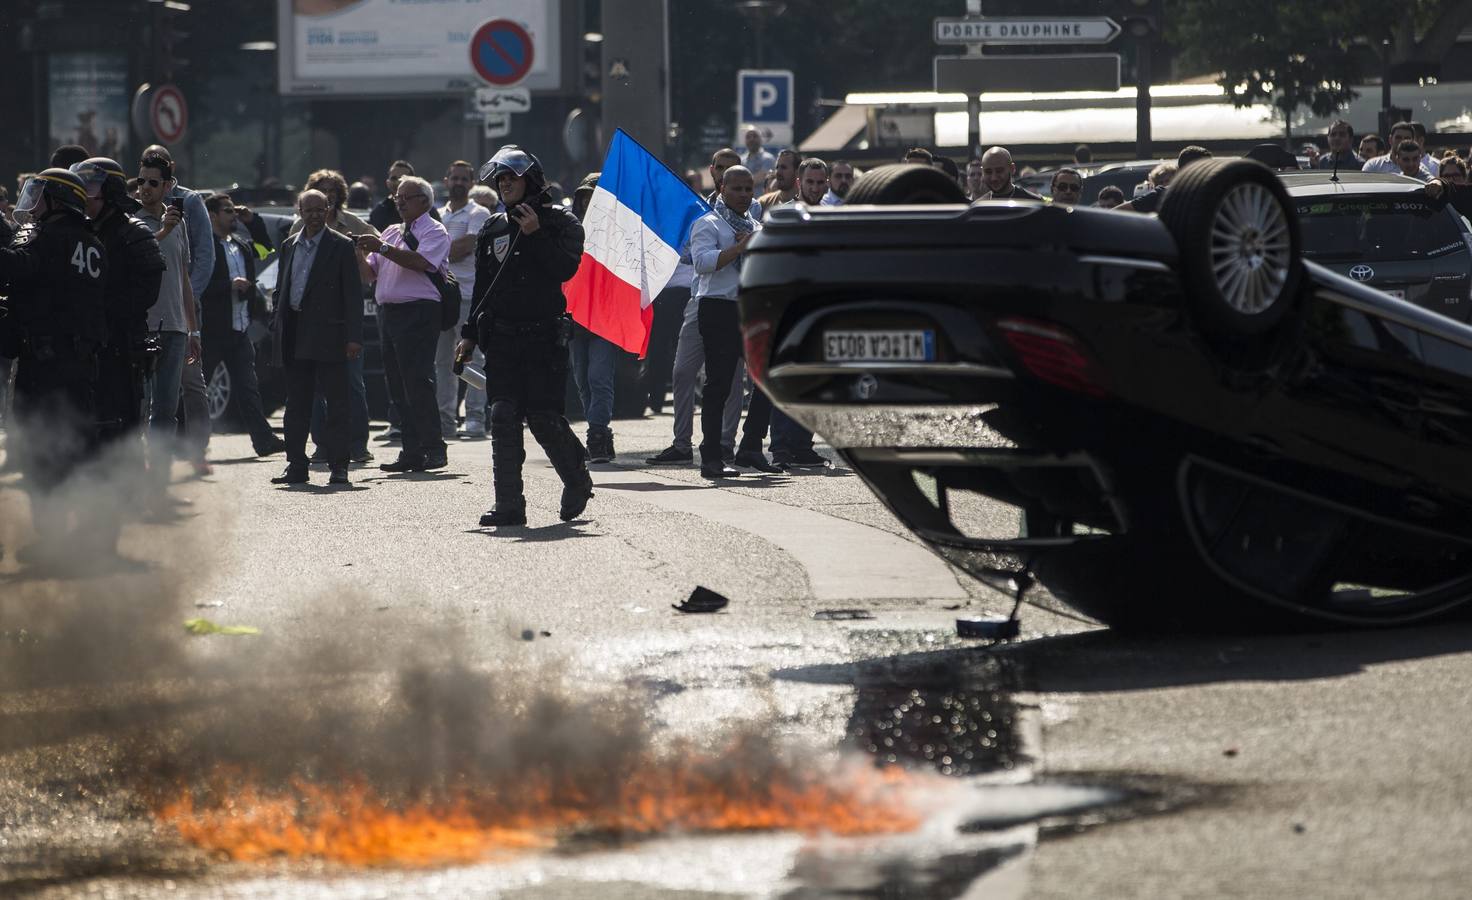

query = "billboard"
[
  {"left": 278, "top": 0, "right": 561, "bottom": 96},
  {"left": 48, "top": 52, "right": 130, "bottom": 160}
]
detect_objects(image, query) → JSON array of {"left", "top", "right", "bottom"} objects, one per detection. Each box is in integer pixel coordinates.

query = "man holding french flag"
[{"left": 562, "top": 129, "right": 710, "bottom": 361}]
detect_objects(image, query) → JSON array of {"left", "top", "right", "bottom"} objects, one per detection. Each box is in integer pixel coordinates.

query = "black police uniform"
[
  {"left": 0, "top": 210, "right": 108, "bottom": 489},
  {"left": 463, "top": 202, "right": 591, "bottom": 522},
  {"left": 92, "top": 207, "right": 165, "bottom": 442}
]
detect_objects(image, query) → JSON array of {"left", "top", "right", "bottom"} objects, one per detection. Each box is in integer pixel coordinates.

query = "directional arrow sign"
[{"left": 934, "top": 17, "right": 1121, "bottom": 45}]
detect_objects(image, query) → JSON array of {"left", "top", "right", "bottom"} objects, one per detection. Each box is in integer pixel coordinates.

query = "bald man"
[{"left": 973, "top": 147, "right": 1042, "bottom": 202}]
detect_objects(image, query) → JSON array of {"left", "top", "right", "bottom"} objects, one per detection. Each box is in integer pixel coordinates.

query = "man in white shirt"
[
  {"left": 435, "top": 161, "right": 491, "bottom": 439},
  {"left": 1362, "top": 121, "right": 1439, "bottom": 179},
  {"left": 822, "top": 160, "right": 855, "bottom": 205},
  {"left": 689, "top": 165, "right": 759, "bottom": 479}
]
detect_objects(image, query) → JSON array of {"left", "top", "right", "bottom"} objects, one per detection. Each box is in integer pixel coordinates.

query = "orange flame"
[{"left": 154, "top": 752, "right": 922, "bottom": 866}]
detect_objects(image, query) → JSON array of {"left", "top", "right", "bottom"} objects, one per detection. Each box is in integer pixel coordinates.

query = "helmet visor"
[
  {"left": 15, "top": 178, "right": 44, "bottom": 215},
  {"left": 478, "top": 146, "right": 537, "bottom": 184},
  {"left": 69, "top": 160, "right": 115, "bottom": 198}
]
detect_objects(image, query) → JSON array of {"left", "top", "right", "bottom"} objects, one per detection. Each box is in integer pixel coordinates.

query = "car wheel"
[
  {"left": 1159, "top": 158, "right": 1302, "bottom": 337},
  {"left": 845, "top": 164, "right": 968, "bottom": 205},
  {"left": 207, "top": 361, "right": 231, "bottom": 424}
]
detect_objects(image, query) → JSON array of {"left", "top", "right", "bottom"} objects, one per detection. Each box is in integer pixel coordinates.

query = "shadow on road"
[{"left": 991, "top": 618, "right": 1472, "bottom": 693}]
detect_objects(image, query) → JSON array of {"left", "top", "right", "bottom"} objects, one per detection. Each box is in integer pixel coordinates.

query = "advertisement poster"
[
  {"left": 48, "top": 52, "right": 129, "bottom": 159},
  {"left": 280, "top": 0, "right": 560, "bottom": 94}
]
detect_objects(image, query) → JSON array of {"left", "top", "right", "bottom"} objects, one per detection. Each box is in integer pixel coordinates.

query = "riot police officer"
[
  {"left": 455, "top": 146, "right": 592, "bottom": 527},
  {"left": 69, "top": 157, "right": 165, "bottom": 446},
  {"left": 0, "top": 169, "right": 107, "bottom": 507}
]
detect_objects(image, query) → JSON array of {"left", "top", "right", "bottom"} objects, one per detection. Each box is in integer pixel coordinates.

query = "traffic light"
[
  {"left": 1117, "top": 0, "right": 1162, "bottom": 38},
  {"left": 149, "top": 0, "right": 191, "bottom": 82}
]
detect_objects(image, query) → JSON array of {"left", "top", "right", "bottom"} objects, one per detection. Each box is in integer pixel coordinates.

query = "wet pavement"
[{"left": 3, "top": 412, "right": 1472, "bottom": 897}]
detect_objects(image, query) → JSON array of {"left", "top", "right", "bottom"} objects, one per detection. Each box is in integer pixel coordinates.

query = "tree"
[
  {"left": 1171, "top": 0, "right": 1361, "bottom": 143},
  {"left": 1170, "top": 0, "right": 1472, "bottom": 141}
]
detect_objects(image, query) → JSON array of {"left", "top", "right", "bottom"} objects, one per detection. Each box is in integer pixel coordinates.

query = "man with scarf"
[
  {"left": 454, "top": 146, "right": 592, "bottom": 527},
  {"left": 688, "top": 165, "right": 759, "bottom": 479}
]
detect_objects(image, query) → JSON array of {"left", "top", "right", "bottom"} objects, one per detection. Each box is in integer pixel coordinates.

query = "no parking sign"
[{"left": 470, "top": 19, "right": 535, "bottom": 87}]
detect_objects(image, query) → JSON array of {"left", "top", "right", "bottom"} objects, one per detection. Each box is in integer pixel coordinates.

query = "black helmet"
[
  {"left": 478, "top": 145, "right": 547, "bottom": 195},
  {"left": 15, "top": 168, "right": 89, "bottom": 220},
  {"left": 70, "top": 157, "right": 140, "bottom": 211}
]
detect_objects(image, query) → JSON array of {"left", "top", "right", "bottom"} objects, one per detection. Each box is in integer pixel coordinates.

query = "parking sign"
[{"left": 737, "top": 69, "right": 793, "bottom": 147}]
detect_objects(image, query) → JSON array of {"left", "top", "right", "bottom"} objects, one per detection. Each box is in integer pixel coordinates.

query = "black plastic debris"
[
  {"left": 813, "top": 609, "right": 876, "bottom": 621},
  {"left": 956, "top": 616, "right": 1020, "bottom": 640},
  {"left": 673, "top": 586, "right": 729, "bottom": 614}
]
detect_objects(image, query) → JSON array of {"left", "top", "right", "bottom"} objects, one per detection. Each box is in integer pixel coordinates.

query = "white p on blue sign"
[{"left": 737, "top": 69, "right": 794, "bottom": 146}]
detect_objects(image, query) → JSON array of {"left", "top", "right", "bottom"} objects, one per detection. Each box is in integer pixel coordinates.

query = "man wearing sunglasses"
[
  {"left": 135, "top": 153, "right": 208, "bottom": 482},
  {"left": 1050, "top": 168, "right": 1084, "bottom": 206}
]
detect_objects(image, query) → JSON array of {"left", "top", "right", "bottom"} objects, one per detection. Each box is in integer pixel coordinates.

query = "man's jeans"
[
  {"left": 203, "top": 329, "right": 276, "bottom": 452},
  {"left": 434, "top": 296, "right": 485, "bottom": 437},
  {"left": 379, "top": 300, "right": 446, "bottom": 460},
  {"left": 312, "top": 353, "right": 369, "bottom": 456},
  {"left": 569, "top": 327, "right": 618, "bottom": 429},
  {"left": 670, "top": 302, "right": 743, "bottom": 452},
  {"left": 769, "top": 408, "right": 814, "bottom": 456},
  {"left": 144, "top": 331, "right": 187, "bottom": 475}
]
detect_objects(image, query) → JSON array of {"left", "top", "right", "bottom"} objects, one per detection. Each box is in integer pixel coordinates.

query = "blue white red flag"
[{"left": 564, "top": 129, "right": 709, "bottom": 355}]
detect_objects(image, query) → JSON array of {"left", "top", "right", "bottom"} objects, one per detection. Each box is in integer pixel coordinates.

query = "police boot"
[
  {"left": 481, "top": 402, "right": 527, "bottom": 527},
  {"left": 528, "top": 412, "right": 594, "bottom": 521}
]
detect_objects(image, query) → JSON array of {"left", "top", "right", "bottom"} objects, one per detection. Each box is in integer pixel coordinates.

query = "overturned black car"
[{"left": 739, "top": 160, "right": 1472, "bottom": 629}]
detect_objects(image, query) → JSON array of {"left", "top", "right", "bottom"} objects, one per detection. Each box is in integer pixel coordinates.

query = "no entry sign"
[{"left": 469, "top": 19, "right": 535, "bottom": 87}]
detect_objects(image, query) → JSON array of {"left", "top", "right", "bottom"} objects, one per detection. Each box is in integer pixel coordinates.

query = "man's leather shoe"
[
  {"left": 257, "top": 438, "right": 287, "bottom": 457},
  {"left": 270, "top": 464, "right": 309, "bottom": 485},
  {"left": 479, "top": 504, "right": 527, "bottom": 527},
  {"left": 700, "top": 461, "right": 742, "bottom": 479},
  {"left": 733, "top": 449, "right": 781, "bottom": 473},
  {"left": 645, "top": 445, "right": 692, "bottom": 465},
  {"left": 379, "top": 454, "right": 424, "bottom": 473},
  {"left": 328, "top": 466, "right": 350, "bottom": 485},
  {"left": 421, "top": 453, "right": 449, "bottom": 470},
  {"left": 560, "top": 471, "right": 594, "bottom": 521}
]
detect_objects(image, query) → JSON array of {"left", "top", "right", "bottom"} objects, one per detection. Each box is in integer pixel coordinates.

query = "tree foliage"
[{"left": 1170, "top": 0, "right": 1472, "bottom": 129}]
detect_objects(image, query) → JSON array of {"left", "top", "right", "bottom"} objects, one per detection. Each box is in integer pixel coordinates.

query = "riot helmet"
[
  {"left": 478, "top": 145, "right": 547, "bottom": 198},
  {"left": 70, "top": 157, "right": 141, "bottom": 212},
  {"left": 14, "top": 168, "right": 89, "bottom": 222}
]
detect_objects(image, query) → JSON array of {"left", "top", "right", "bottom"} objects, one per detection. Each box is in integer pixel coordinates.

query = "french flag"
[{"left": 564, "top": 129, "right": 709, "bottom": 356}]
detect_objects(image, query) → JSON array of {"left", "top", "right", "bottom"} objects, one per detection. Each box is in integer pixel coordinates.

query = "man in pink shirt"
[{"left": 355, "top": 176, "right": 451, "bottom": 470}]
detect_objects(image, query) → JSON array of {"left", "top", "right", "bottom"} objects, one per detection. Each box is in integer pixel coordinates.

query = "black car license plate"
[{"left": 823, "top": 329, "right": 936, "bottom": 362}]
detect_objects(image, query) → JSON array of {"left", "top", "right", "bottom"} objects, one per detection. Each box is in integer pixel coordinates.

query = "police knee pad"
[
  {"left": 524, "top": 411, "right": 562, "bottom": 436},
  {"left": 488, "top": 400, "right": 520, "bottom": 427}
]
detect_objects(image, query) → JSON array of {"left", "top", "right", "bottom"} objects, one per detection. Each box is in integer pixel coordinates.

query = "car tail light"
[
  {"left": 742, "top": 316, "right": 774, "bottom": 386},
  {"left": 996, "top": 317, "right": 1108, "bottom": 398}
]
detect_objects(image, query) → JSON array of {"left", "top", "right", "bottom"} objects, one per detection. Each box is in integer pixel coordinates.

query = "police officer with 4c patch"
[
  {"left": 69, "top": 158, "right": 165, "bottom": 449},
  {"left": 455, "top": 146, "right": 593, "bottom": 527},
  {"left": 0, "top": 169, "right": 108, "bottom": 555}
]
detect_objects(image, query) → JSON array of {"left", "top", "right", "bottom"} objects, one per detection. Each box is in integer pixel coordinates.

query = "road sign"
[
  {"left": 469, "top": 19, "right": 535, "bottom": 87},
  {"left": 483, "top": 112, "right": 511, "bottom": 139},
  {"left": 474, "top": 87, "right": 531, "bottom": 114},
  {"left": 738, "top": 69, "right": 792, "bottom": 127},
  {"left": 737, "top": 69, "right": 793, "bottom": 147},
  {"left": 933, "top": 16, "right": 1121, "bottom": 45},
  {"left": 149, "top": 84, "right": 188, "bottom": 144},
  {"left": 934, "top": 53, "right": 1121, "bottom": 93}
]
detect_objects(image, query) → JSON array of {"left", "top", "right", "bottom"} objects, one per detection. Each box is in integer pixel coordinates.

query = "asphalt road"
[{"left": 2, "top": 410, "right": 1470, "bottom": 898}]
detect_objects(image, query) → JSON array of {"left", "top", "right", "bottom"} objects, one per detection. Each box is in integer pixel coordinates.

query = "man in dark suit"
[
  {"left": 269, "top": 189, "right": 363, "bottom": 485},
  {"left": 201, "top": 193, "right": 284, "bottom": 456}
]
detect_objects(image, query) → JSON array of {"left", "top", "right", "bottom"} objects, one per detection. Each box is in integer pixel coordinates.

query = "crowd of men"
[{"left": 3, "top": 116, "right": 1470, "bottom": 544}]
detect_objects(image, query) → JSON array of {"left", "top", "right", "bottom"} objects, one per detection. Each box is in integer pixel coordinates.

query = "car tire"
[
  {"left": 207, "top": 361, "right": 231, "bottom": 426},
  {"left": 845, "top": 164, "right": 968, "bottom": 205},
  {"left": 1159, "top": 158, "right": 1303, "bottom": 337}
]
